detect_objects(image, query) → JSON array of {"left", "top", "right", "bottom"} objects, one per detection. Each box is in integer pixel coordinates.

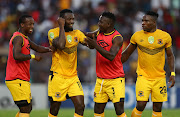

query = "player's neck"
[
  {"left": 64, "top": 26, "right": 73, "bottom": 32},
  {"left": 145, "top": 28, "right": 157, "bottom": 33},
  {"left": 104, "top": 28, "right": 115, "bottom": 34},
  {"left": 18, "top": 29, "right": 27, "bottom": 36}
]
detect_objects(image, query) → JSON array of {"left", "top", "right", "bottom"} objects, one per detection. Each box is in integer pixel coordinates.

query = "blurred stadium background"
[{"left": 0, "top": 0, "right": 180, "bottom": 117}]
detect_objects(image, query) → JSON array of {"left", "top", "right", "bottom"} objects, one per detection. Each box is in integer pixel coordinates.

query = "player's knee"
[
  {"left": 153, "top": 104, "right": 162, "bottom": 112},
  {"left": 74, "top": 100, "right": 85, "bottom": 112},
  {"left": 75, "top": 103, "right": 85, "bottom": 111},
  {"left": 20, "top": 105, "right": 32, "bottom": 113},
  {"left": 136, "top": 102, "right": 147, "bottom": 111},
  {"left": 116, "top": 109, "right": 124, "bottom": 115},
  {"left": 50, "top": 105, "right": 60, "bottom": 115},
  {"left": 114, "top": 102, "right": 124, "bottom": 115},
  {"left": 18, "top": 102, "right": 32, "bottom": 113}
]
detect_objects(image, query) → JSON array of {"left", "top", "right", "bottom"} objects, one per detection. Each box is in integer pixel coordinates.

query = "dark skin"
[
  {"left": 85, "top": 16, "right": 123, "bottom": 61},
  {"left": 49, "top": 13, "right": 85, "bottom": 116},
  {"left": 13, "top": 17, "right": 51, "bottom": 114},
  {"left": 52, "top": 17, "right": 66, "bottom": 50},
  {"left": 121, "top": 14, "right": 175, "bottom": 112},
  {"left": 85, "top": 16, "right": 124, "bottom": 115},
  {"left": 13, "top": 17, "right": 51, "bottom": 61}
]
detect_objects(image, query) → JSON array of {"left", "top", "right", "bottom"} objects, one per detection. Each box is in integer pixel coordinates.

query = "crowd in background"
[{"left": 0, "top": 0, "right": 180, "bottom": 84}]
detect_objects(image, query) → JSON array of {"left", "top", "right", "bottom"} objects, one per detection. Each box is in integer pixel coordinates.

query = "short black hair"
[
  {"left": 102, "top": 11, "right": 116, "bottom": 23},
  {"left": 60, "top": 9, "right": 73, "bottom": 18},
  {"left": 145, "top": 11, "right": 159, "bottom": 21},
  {"left": 19, "top": 15, "right": 32, "bottom": 25}
]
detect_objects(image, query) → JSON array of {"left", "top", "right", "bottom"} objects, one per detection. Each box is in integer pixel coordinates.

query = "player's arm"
[
  {"left": 13, "top": 36, "right": 31, "bottom": 61},
  {"left": 85, "top": 36, "right": 123, "bottom": 61},
  {"left": 121, "top": 43, "right": 137, "bottom": 63},
  {"left": 166, "top": 47, "right": 175, "bottom": 88},
  {"left": 82, "top": 28, "right": 99, "bottom": 38},
  {"left": 52, "top": 17, "right": 66, "bottom": 50},
  {"left": 82, "top": 29, "right": 99, "bottom": 49},
  {"left": 13, "top": 36, "right": 41, "bottom": 61},
  {"left": 29, "top": 39, "right": 52, "bottom": 53}
]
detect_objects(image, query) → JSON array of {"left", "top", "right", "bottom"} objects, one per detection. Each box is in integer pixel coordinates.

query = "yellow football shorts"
[
  {"left": 136, "top": 77, "right": 167, "bottom": 102},
  {"left": 94, "top": 77, "right": 125, "bottom": 103},
  {"left": 5, "top": 79, "right": 32, "bottom": 104},
  {"left": 48, "top": 73, "right": 84, "bottom": 102}
]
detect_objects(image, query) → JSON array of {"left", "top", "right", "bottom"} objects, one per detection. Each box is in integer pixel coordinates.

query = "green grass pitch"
[{"left": 0, "top": 108, "right": 180, "bottom": 117}]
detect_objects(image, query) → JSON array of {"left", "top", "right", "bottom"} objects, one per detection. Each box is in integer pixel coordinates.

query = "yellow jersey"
[
  {"left": 48, "top": 27, "right": 86, "bottom": 78},
  {"left": 130, "top": 29, "right": 172, "bottom": 79}
]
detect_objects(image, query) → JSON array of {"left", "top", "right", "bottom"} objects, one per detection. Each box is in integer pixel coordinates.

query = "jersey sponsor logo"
[
  {"left": 148, "top": 36, "right": 154, "bottom": 44},
  {"left": 97, "top": 40, "right": 109, "bottom": 48},
  {"left": 55, "top": 92, "right": 61, "bottom": 98},
  {"left": 138, "top": 91, "right": 144, "bottom": 97},
  {"left": 67, "top": 35, "right": 72, "bottom": 43},
  {"left": 26, "top": 43, "right": 31, "bottom": 51},
  {"left": 49, "top": 32, "right": 54, "bottom": 39},
  {"left": 137, "top": 44, "right": 165, "bottom": 55},
  {"left": 157, "top": 39, "right": 163, "bottom": 45},
  {"left": 63, "top": 44, "right": 78, "bottom": 54}
]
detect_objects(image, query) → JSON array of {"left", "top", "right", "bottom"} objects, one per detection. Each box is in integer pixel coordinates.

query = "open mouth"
[
  {"left": 29, "top": 29, "right": 33, "bottom": 33},
  {"left": 69, "top": 24, "right": 73, "bottom": 27}
]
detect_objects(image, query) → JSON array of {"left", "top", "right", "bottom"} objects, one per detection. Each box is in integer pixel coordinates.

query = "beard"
[{"left": 64, "top": 25, "right": 73, "bottom": 32}]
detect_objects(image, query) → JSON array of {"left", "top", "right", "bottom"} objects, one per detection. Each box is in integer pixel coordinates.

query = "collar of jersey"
[
  {"left": 18, "top": 32, "right": 29, "bottom": 39},
  {"left": 104, "top": 29, "right": 115, "bottom": 36}
]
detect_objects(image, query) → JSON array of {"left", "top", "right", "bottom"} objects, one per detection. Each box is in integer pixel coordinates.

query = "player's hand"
[
  {"left": 85, "top": 38, "right": 95, "bottom": 49},
  {"left": 168, "top": 75, "right": 175, "bottom": 88},
  {"left": 57, "top": 17, "right": 65, "bottom": 26},
  {"left": 47, "top": 46, "right": 53, "bottom": 52},
  {"left": 85, "top": 34, "right": 97, "bottom": 49},
  {"left": 49, "top": 46, "right": 56, "bottom": 52},
  {"left": 34, "top": 55, "right": 42, "bottom": 61}
]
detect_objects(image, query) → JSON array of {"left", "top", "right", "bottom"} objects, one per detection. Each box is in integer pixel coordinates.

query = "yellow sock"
[
  {"left": 131, "top": 108, "right": 142, "bottom": 117},
  {"left": 152, "top": 111, "right": 162, "bottom": 117},
  {"left": 74, "top": 113, "right": 83, "bottom": 117},
  {"left": 48, "top": 113, "right": 57, "bottom": 117},
  {"left": 15, "top": 112, "right": 20, "bottom": 117},
  {"left": 94, "top": 112, "right": 104, "bottom": 117},
  {"left": 117, "top": 112, "right": 127, "bottom": 117},
  {"left": 19, "top": 113, "right": 29, "bottom": 117}
]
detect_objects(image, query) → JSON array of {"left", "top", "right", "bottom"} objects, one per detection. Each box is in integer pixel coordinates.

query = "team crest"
[
  {"left": 138, "top": 91, "right": 144, "bottom": 97},
  {"left": 55, "top": 92, "right": 61, "bottom": 98},
  {"left": 157, "top": 39, "right": 163, "bottom": 45},
  {"left": 49, "top": 32, "right": 54, "bottom": 39},
  {"left": 74, "top": 37, "right": 78, "bottom": 42},
  {"left": 148, "top": 36, "right": 154, "bottom": 44},
  {"left": 67, "top": 35, "right": 72, "bottom": 43}
]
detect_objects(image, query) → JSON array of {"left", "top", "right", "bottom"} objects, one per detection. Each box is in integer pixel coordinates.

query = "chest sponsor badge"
[
  {"left": 49, "top": 32, "right": 54, "bottom": 39},
  {"left": 148, "top": 36, "right": 154, "bottom": 44},
  {"left": 67, "top": 35, "right": 72, "bottom": 43}
]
